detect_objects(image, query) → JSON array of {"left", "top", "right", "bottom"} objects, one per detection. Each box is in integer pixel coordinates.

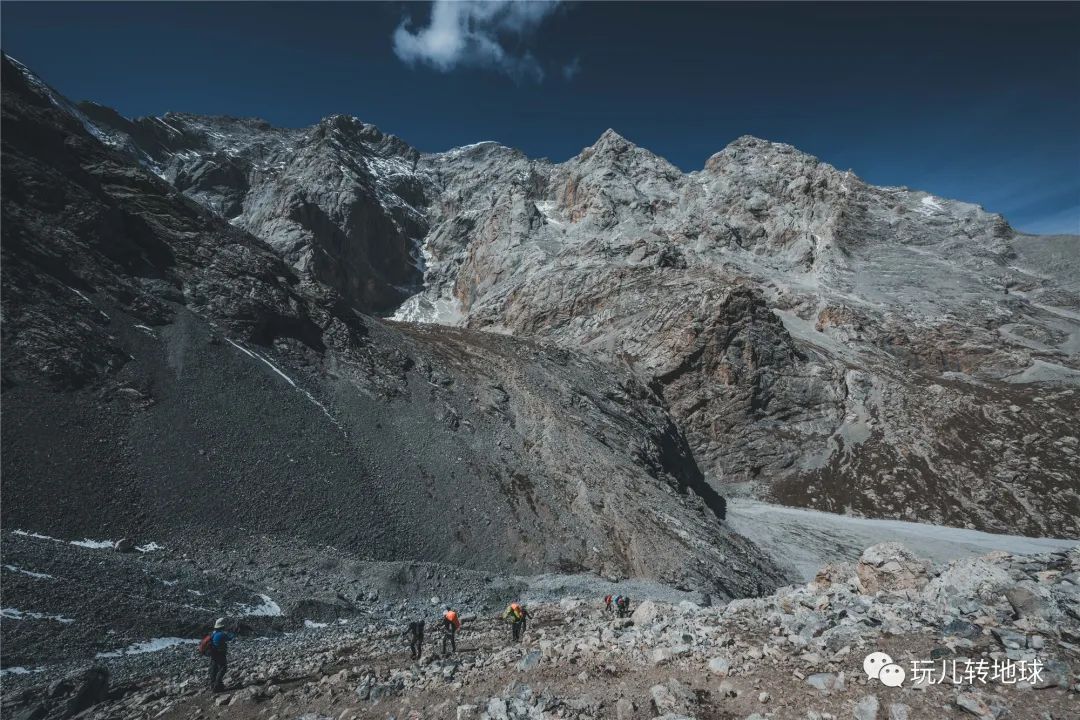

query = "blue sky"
[{"left": 3, "top": 1, "right": 1077, "bottom": 234}]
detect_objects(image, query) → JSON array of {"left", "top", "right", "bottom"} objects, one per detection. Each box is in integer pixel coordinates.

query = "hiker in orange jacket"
[{"left": 441, "top": 607, "right": 461, "bottom": 654}]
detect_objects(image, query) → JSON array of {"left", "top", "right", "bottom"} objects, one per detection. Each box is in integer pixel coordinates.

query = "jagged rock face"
[
  {"left": 1, "top": 56, "right": 784, "bottom": 597},
  {"left": 80, "top": 105, "right": 430, "bottom": 313},
  {"left": 415, "top": 132, "right": 1080, "bottom": 537},
  {"left": 55, "top": 68, "right": 1080, "bottom": 537}
]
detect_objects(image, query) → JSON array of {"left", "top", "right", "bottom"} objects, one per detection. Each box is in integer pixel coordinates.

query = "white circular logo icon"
[
  {"left": 863, "top": 652, "right": 894, "bottom": 679},
  {"left": 879, "top": 663, "right": 906, "bottom": 687}
]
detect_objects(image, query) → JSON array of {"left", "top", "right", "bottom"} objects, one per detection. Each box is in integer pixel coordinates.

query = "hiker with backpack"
[
  {"left": 198, "top": 618, "right": 236, "bottom": 692},
  {"left": 502, "top": 602, "right": 532, "bottom": 644},
  {"left": 441, "top": 607, "right": 461, "bottom": 654},
  {"left": 404, "top": 619, "right": 425, "bottom": 659}
]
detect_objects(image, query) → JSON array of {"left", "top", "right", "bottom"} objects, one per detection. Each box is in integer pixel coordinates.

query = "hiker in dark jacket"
[
  {"left": 206, "top": 618, "right": 236, "bottom": 692},
  {"left": 405, "top": 619, "right": 425, "bottom": 659}
]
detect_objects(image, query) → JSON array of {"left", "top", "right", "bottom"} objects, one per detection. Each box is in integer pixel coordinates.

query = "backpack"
[{"left": 197, "top": 634, "right": 213, "bottom": 656}]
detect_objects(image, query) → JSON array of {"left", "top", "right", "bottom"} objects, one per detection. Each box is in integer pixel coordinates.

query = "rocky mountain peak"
[
  {"left": 588, "top": 127, "right": 635, "bottom": 153},
  {"left": 704, "top": 134, "right": 825, "bottom": 175},
  {"left": 309, "top": 115, "right": 416, "bottom": 160},
  {"left": 572, "top": 129, "right": 675, "bottom": 174},
  {"left": 574, "top": 129, "right": 680, "bottom": 172},
  {"left": 556, "top": 129, "right": 684, "bottom": 223}
]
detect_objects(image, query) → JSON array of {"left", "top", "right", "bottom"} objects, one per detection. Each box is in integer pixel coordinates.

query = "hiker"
[
  {"left": 199, "top": 618, "right": 236, "bottom": 692},
  {"left": 503, "top": 602, "right": 531, "bottom": 643},
  {"left": 610, "top": 594, "right": 623, "bottom": 616},
  {"left": 616, "top": 595, "right": 631, "bottom": 618},
  {"left": 405, "top": 619, "right": 424, "bottom": 659},
  {"left": 441, "top": 607, "right": 461, "bottom": 654},
  {"left": 604, "top": 594, "right": 614, "bottom": 614}
]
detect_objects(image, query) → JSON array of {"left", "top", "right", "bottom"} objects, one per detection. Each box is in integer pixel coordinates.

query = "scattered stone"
[
  {"left": 955, "top": 690, "right": 1007, "bottom": 720},
  {"left": 650, "top": 679, "right": 696, "bottom": 716},
  {"left": 887, "top": 703, "right": 910, "bottom": 720},
  {"left": 990, "top": 628, "right": 1025, "bottom": 650},
  {"left": 943, "top": 619, "right": 981, "bottom": 639},
  {"left": 854, "top": 694, "right": 879, "bottom": 720},
  {"left": 516, "top": 650, "right": 542, "bottom": 671},
  {"left": 485, "top": 697, "right": 508, "bottom": 720},
  {"left": 856, "top": 543, "right": 929, "bottom": 594},
  {"left": 1032, "top": 659, "right": 1070, "bottom": 689},
  {"left": 806, "top": 672, "right": 846, "bottom": 693},
  {"left": 1005, "top": 586, "right": 1054, "bottom": 622},
  {"left": 707, "top": 657, "right": 731, "bottom": 676},
  {"left": 813, "top": 562, "right": 855, "bottom": 590},
  {"left": 650, "top": 645, "right": 690, "bottom": 665},
  {"left": 650, "top": 684, "right": 678, "bottom": 716}
]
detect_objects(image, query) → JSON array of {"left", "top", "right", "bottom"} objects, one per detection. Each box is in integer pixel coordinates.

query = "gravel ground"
[
  {"left": 0, "top": 526, "right": 704, "bottom": 687},
  {"left": 4, "top": 544, "right": 1078, "bottom": 720}
]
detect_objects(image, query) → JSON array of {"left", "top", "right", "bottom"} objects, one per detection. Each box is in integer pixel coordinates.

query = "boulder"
[
  {"left": 812, "top": 562, "right": 855, "bottom": 590},
  {"left": 650, "top": 645, "right": 690, "bottom": 665},
  {"left": 854, "top": 694, "right": 879, "bottom": 720},
  {"left": 1004, "top": 585, "right": 1057, "bottom": 622},
  {"left": 856, "top": 543, "right": 929, "bottom": 594},
  {"left": 805, "top": 672, "right": 846, "bottom": 693},
  {"left": 649, "top": 679, "right": 696, "bottom": 716},
  {"left": 955, "top": 691, "right": 1007, "bottom": 720},
  {"left": 485, "top": 698, "right": 509, "bottom": 720},
  {"left": 1032, "top": 659, "right": 1070, "bottom": 689},
  {"left": 887, "top": 703, "right": 911, "bottom": 720},
  {"left": 516, "top": 650, "right": 542, "bottom": 671},
  {"left": 650, "top": 684, "right": 677, "bottom": 715},
  {"left": 990, "top": 628, "right": 1025, "bottom": 650},
  {"left": 942, "top": 619, "right": 981, "bottom": 639},
  {"left": 923, "top": 557, "right": 1013, "bottom": 607},
  {"left": 631, "top": 600, "right": 660, "bottom": 626},
  {"left": 707, "top": 657, "right": 731, "bottom": 676}
]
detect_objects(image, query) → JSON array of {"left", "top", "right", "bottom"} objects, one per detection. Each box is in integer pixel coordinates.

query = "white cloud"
[{"left": 393, "top": 0, "right": 561, "bottom": 82}]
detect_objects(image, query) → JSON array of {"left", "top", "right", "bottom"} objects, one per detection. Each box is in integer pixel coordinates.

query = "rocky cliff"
[
  {"left": 1, "top": 55, "right": 781, "bottom": 606},
  {"left": 79, "top": 81, "right": 1079, "bottom": 537}
]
